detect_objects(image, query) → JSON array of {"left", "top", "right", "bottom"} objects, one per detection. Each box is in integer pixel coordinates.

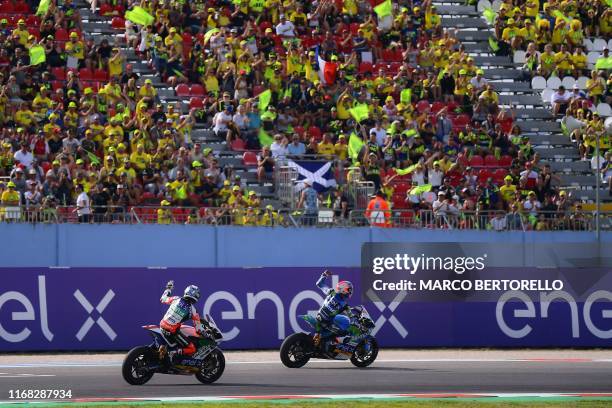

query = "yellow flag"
[
  {"left": 125, "top": 6, "right": 154, "bottom": 26},
  {"left": 349, "top": 104, "right": 369, "bottom": 123},
  {"left": 258, "top": 89, "right": 272, "bottom": 112},
  {"left": 203, "top": 28, "right": 220, "bottom": 44},
  {"left": 29, "top": 45, "right": 46, "bottom": 66},
  {"left": 348, "top": 132, "right": 364, "bottom": 161},
  {"left": 374, "top": 0, "right": 392, "bottom": 17},
  {"left": 395, "top": 164, "right": 418, "bottom": 176}
]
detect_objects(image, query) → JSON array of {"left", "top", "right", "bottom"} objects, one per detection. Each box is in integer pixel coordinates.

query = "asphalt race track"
[{"left": 0, "top": 350, "right": 611, "bottom": 402}]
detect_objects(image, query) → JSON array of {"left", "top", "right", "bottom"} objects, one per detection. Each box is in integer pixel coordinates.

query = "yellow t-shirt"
[
  {"left": 65, "top": 40, "right": 85, "bottom": 59},
  {"left": 500, "top": 185, "right": 517, "bottom": 202},
  {"left": 1, "top": 190, "right": 20, "bottom": 205},
  {"left": 318, "top": 142, "right": 336, "bottom": 156}
]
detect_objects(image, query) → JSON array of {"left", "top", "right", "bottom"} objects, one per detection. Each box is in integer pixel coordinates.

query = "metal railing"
[{"left": 1, "top": 205, "right": 609, "bottom": 231}]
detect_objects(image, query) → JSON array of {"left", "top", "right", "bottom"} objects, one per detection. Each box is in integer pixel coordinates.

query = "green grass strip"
[{"left": 3, "top": 397, "right": 612, "bottom": 408}]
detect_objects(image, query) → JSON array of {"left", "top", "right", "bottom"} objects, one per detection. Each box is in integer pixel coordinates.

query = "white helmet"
[{"left": 183, "top": 285, "right": 201, "bottom": 302}]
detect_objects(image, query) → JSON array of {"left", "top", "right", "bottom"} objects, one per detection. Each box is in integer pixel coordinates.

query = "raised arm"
[
  {"left": 316, "top": 270, "right": 332, "bottom": 294},
  {"left": 160, "top": 280, "right": 178, "bottom": 304}
]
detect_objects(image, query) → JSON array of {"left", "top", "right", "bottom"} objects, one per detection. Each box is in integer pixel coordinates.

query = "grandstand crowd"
[{"left": 0, "top": 0, "right": 609, "bottom": 228}]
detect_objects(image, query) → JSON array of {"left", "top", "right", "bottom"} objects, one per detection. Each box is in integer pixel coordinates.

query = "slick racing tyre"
[
  {"left": 280, "top": 333, "right": 313, "bottom": 368},
  {"left": 122, "top": 346, "right": 155, "bottom": 385},
  {"left": 196, "top": 349, "right": 225, "bottom": 384},
  {"left": 350, "top": 338, "right": 378, "bottom": 368}
]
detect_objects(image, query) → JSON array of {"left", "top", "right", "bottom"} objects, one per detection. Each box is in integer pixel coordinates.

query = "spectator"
[
  {"left": 74, "top": 184, "right": 91, "bottom": 223},
  {"left": 551, "top": 86, "right": 571, "bottom": 116}
]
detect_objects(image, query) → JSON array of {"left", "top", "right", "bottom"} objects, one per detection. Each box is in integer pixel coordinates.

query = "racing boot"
[
  {"left": 313, "top": 333, "right": 321, "bottom": 348},
  {"left": 158, "top": 345, "right": 168, "bottom": 361}
]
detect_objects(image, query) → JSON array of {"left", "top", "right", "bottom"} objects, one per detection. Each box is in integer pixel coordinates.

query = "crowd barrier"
[
  {"left": 1, "top": 205, "right": 609, "bottom": 231},
  {"left": 1, "top": 267, "right": 610, "bottom": 351}
]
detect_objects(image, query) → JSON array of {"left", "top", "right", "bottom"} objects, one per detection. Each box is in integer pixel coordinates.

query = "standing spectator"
[
  {"left": 491, "top": 210, "right": 507, "bottom": 231},
  {"left": 74, "top": 184, "right": 91, "bottom": 223},
  {"left": 297, "top": 179, "right": 319, "bottom": 226}
]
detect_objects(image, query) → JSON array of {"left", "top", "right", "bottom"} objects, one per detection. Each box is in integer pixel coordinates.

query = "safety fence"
[{"left": 1, "top": 205, "right": 609, "bottom": 231}]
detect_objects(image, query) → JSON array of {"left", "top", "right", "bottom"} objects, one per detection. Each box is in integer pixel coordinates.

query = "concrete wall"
[{"left": 2, "top": 224, "right": 609, "bottom": 267}]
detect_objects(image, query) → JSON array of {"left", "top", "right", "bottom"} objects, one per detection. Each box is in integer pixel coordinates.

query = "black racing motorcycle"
[{"left": 122, "top": 315, "right": 225, "bottom": 385}]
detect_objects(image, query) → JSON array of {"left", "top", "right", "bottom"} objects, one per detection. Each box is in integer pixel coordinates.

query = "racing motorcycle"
[
  {"left": 280, "top": 305, "right": 378, "bottom": 368},
  {"left": 122, "top": 315, "right": 225, "bottom": 385}
]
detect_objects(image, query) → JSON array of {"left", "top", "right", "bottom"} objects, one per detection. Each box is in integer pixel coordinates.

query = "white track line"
[{"left": 0, "top": 358, "right": 611, "bottom": 369}]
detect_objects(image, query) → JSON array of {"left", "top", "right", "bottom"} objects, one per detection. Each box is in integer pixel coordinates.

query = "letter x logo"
[
  {"left": 74, "top": 290, "right": 117, "bottom": 341},
  {"left": 366, "top": 289, "right": 408, "bottom": 338}
]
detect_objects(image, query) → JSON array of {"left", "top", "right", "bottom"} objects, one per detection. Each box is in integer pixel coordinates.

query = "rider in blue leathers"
[{"left": 314, "top": 270, "right": 354, "bottom": 346}]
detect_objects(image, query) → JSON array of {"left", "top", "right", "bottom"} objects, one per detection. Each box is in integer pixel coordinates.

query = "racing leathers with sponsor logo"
[
  {"left": 159, "top": 280, "right": 208, "bottom": 359},
  {"left": 314, "top": 270, "right": 354, "bottom": 346}
]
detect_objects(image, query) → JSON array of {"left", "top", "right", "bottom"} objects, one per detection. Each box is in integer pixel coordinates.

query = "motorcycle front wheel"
[
  {"left": 195, "top": 349, "right": 225, "bottom": 384},
  {"left": 122, "top": 346, "right": 155, "bottom": 385},
  {"left": 350, "top": 338, "right": 379, "bottom": 368},
  {"left": 280, "top": 333, "right": 313, "bottom": 368}
]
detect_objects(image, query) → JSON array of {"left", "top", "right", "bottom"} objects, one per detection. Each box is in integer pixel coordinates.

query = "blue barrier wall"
[{"left": 2, "top": 224, "right": 610, "bottom": 267}]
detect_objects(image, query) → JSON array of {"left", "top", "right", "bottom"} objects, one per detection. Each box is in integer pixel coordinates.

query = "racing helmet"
[
  {"left": 183, "top": 285, "right": 201, "bottom": 303},
  {"left": 335, "top": 281, "right": 353, "bottom": 298}
]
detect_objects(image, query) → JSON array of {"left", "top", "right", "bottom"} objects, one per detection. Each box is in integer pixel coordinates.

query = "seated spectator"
[{"left": 551, "top": 86, "right": 571, "bottom": 116}]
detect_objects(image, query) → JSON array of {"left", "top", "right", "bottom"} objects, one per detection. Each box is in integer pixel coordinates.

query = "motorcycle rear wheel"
[
  {"left": 350, "top": 338, "right": 378, "bottom": 368},
  {"left": 122, "top": 346, "right": 155, "bottom": 385},
  {"left": 280, "top": 333, "right": 313, "bottom": 368},
  {"left": 195, "top": 349, "right": 225, "bottom": 384}
]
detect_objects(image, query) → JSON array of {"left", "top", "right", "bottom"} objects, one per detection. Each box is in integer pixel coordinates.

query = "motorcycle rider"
[
  {"left": 159, "top": 280, "right": 209, "bottom": 361},
  {"left": 314, "top": 270, "right": 354, "bottom": 346}
]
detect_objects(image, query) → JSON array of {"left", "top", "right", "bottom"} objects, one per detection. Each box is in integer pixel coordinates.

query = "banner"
[{"left": 0, "top": 266, "right": 610, "bottom": 351}]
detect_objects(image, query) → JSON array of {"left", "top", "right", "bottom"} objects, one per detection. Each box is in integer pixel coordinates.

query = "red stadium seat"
[
  {"left": 25, "top": 15, "right": 40, "bottom": 26},
  {"left": 190, "top": 84, "right": 205, "bottom": 96},
  {"left": 231, "top": 138, "right": 246, "bottom": 151},
  {"left": 484, "top": 154, "right": 498, "bottom": 167},
  {"left": 478, "top": 168, "right": 492, "bottom": 184},
  {"left": 172, "top": 208, "right": 188, "bottom": 223},
  {"left": 392, "top": 194, "right": 407, "bottom": 209},
  {"left": 492, "top": 168, "right": 508, "bottom": 184},
  {"left": 308, "top": 126, "right": 322, "bottom": 141},
  {"left": 189, "top": 97, "right": 203, "bottom": 109},
  {"left": 99, "top": 3, "right": 113, "bottom": 15},
  {"left": 55, "top": 28, "right": 69, "bottom": 41},
  {"left": 93, "top": 69, "right": 108, "bottom": 81},
  {"left": 111, "top": 16, "right": 125, "bottom": 30},
  {"left": 175, "top": 83, "right": 190, "bottom": 97},
  {"left": 498, "top": 155, "right": 513, "bottom": 167},
  {"left": 416, "top": 100, "right": 430, "bottom": 113},
  {"left": 358, "top": 62, "right": 373, "bottom": 74},
  {"left": 393, "top": 182, "right": 410, "bottom": 195},
  {"left": 0, "top": 3, "right": 15, "bottom": 13},
  {"left": 242, "top": 151, "right": 258, "bottom": 166},
  {"left": 293, "top": 126, "right": 305, "bottom": 137},
  {"left": 469, "top": 155, "right": 484, "bottom": 167},
  {"left": 431, "top": 101, "right": 445, "bottom": 114},
  {"left": 14, "top": 2, "right": 29, "bottom": 13},
  {"left": 51, "top": 67, "right": 66, "bottom": 80},
  {"left": 79, "top": 68, "right": 94, "bottom": 81}
]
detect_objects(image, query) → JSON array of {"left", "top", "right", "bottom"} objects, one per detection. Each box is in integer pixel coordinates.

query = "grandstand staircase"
[{"left": 75, "top": 0, "right": 609, "bottom": 207}]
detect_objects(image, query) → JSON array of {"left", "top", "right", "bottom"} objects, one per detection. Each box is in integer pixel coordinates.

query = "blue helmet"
[{"left": 183, "top": 285, "right": 201, "bottom": 303}]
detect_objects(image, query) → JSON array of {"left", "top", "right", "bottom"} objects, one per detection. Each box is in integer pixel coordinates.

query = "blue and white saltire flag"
[{"left": 288, "top": 160, "right": 337, "bottom": 192}]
